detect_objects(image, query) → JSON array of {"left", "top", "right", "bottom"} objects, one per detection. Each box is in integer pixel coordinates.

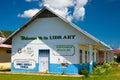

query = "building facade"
[
  {"left": 0, "top": 32, "right": 11, "bottom": 63},
  {"left": 0, "top": 32, "right": 11, "bottom": 70},
  {"left": 4, "top": 7, "right": 114, "bottom": 74}
]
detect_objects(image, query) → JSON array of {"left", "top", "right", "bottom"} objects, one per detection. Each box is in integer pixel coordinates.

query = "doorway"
[{"left": 39, "top": 49, "right": 50, "bottom": 72}]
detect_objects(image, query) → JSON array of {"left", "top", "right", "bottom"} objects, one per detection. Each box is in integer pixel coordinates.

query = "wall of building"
[
  {"left": 11, "top": 17, "right": 98, "bottom": 74},
  {"left": 0, "top": 48, "right": 11, "bottom": 63},
  {"left": 78, "top": 44, "right": 97, "bottom": 68}
]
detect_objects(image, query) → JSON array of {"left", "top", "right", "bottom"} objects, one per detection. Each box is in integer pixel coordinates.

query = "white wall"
[{"left": 12, "top": 17, "right": 96, "bottom": 65}]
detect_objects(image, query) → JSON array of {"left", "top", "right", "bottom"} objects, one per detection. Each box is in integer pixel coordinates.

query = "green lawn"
[
  {"left": 0, "top": 73, "right": 82, "bottom": 80},
  {"left": 0, "top": 67, "right": 120, "bottom": 80}
]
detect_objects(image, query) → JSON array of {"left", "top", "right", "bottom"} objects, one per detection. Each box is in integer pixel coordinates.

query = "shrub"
[
  {"left": 109, "top": 62, "right": 118, "bottom": 65},
  {"left": 109, "top": 62, "right": 118, "bottom": 68},
  {"left": 81, "top": 69, "right": 89, "bottom": 77},
  {"left": 102, "top": 62, "right": 111, "bottom": 71},
  {"left": 61, "top": 70, "right": 66, "bottom": 75},
  {"left": 93, "top": 66, "right": 105, "bottom": 74},
  {"left": 116, "top": 54, "right": 120, "bottom": 63},
  {"left": 93, "top": 63, "right": 112, "bottom": 74}
]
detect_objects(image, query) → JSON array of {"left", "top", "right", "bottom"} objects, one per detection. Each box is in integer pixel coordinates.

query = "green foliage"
[
  {"left": 81, "top": 69, "right": 89, "bottom": 77},
  {"left": 61, "top": 70, "right": 66, "bottom": 75},
  {"left": 93, "top": 66, "right": 106, "bottom": 74},
  {"left": 1, "top": 30, "right": 13, "bottom": 38},
  {"left": 93, "top": 62, "right": 111, "bottom": 74},
  {"left": 0, "top": 66, "right": 120, "bottom": 80},
  {"left": 102, "top": 62, "right": 111, "bottom": 71},
  {"left": 116, "top": 54, "right": 120, "bottom": 63},
  {"left": 109, "top": 62, "right": 118, "bottom": 68},
  {"left": 45, "top": 70, "right": 49, "bottom": 74},
  {"left": 109, "top": 62, "right": 118, "bottom": 65}
]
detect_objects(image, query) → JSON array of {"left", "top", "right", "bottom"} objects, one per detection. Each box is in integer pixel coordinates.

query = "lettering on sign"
[
  {"left": 50, "top": 35, "right": 75, "bottom": 40},
  {"left": 20, "top": 35, "right": 75, "bottom": 40},
  {"left": 21, "top": 36, "right": 37, "bottom": 40},
  {"left": 53, "top": 45, "right": 75, "bottom": 56},
  {"left": 14, "top": 59, "right": 36, "bottom": 69}
]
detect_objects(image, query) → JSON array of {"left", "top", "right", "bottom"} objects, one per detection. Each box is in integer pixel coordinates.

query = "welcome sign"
[{"left": 20, "top": 35, "right": 75, "bottom": 40}]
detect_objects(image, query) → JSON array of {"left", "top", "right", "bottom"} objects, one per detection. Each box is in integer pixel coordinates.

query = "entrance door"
[
  {"left": 39, "top": 49, "right": 49, "bottom": 72},
  {"left": 98, "top": 51, "right": 104, "bottom": 64}
]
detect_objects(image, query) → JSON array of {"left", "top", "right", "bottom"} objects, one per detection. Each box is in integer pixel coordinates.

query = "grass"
[
  {"left": 0, "top": 73, "right": 82, "bottom": 80},
  {"left": 0, "top": 66, "right": 120, "bottom": 80},
  {"left": 89, "top": 66, "right": 120, "bottom": 80}
]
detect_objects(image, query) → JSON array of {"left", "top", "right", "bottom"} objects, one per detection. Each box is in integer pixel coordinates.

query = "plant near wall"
[
  {"left": 116, "top": 54, "right": 120, "bottom": 63},
  {"left": 81, "top": 69, "right": 89, "bottom": 77},
  {"left": 0, "top": 65, "right": 3, "bottom": 70},
  {"left": 102, "top": 62, "right": 111, "bottom": 71},
  {"left": 61, "top": 70, "right": 66, "bottom": 75},
  {"left": 109, "top": 62, "right": 118, "bottom": 68},
  {"left": 45, "top": 70, "right": 49, "bottom": 74},
  {"left": 109, "top": 62, "right": 118, "bottom": 65},
  {"left": 93, "top": 62, "right": 112, "bottom": 74},
  {"left": 93, "top": 66, "right": 106, "bottom": 74}
]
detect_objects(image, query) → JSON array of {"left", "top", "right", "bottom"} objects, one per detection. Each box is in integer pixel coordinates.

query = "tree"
[{"left": 116, "top": 54, "right": 120, "bottom": 63}]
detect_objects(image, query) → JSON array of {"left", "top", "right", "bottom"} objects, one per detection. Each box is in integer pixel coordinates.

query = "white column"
[
  {"left": 108, "top": 52, "right": 110, "bottom": 62},
  {"left": 89, "top": 44, "right": 93, "bottom": 74},
  {"left": 112, "top": 53, "right": 114, "bottom": 62},
  {"left": 82, "top": 51, "right": 85, "bottom": 63}
]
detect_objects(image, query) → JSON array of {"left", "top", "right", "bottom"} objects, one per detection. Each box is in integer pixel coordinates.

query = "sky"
[{"left": 0, "top": 0, "right": 120, "bottom": 48}]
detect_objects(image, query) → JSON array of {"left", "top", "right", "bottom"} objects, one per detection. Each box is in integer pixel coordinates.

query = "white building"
[{"left": 3, "top": 7, "right": 114, "bottom": 74}]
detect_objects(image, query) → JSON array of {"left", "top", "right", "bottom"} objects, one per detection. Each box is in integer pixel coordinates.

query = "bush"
[
  {"left": 61, "top": 70, "right": 66, "bottom": 75},
  {"left": 116, "top": 54, "right": 120, "bottom": 63},
  {"left": 93, "top": 62, "right": 112, "bottom": 74},
  {"left": 102, "top": 62, "right": 111, "bottom": 71},
  {"left": 93, "top": 66, "right": 105, "bottom": 74},
  {"left": 109, "top": 62, "right": 118, "bottom": 65},
  {"left": 81, "top": 69, "right": 89, "bottom": 77},
  {"left": 109, "top": 62, "right": 118, "bottom": 68}
]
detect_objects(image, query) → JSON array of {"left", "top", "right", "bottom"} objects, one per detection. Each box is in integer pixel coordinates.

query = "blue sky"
[{"left": 0, "top": 0, "right": 120, "bottom": 48}]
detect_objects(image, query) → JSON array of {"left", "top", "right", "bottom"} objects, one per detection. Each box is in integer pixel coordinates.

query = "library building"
[{"left": 4, "top": 7, "right": 114, "bottom": 74}]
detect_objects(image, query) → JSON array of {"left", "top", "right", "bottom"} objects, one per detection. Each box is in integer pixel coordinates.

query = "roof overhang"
[{"left": 0, "top": 44, "right": 12, "bottom": 48}]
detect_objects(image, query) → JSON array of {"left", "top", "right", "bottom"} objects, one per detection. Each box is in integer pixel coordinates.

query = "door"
[
  {"left": 98, "top": 51, "right": 104, "bottom": 64},
  {"left": 39, "top": 49, "right": 49, "bottom": 72}
]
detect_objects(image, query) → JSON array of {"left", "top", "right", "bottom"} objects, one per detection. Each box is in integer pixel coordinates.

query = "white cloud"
[
  {"left": 73, "top": 0, "right": 88, "bottom": 21},
  {"left": 17, "top": 9, "right": 40, "bottom": 18},
  {"left": 19, "top": 0, "right": 88, "bottom": 22},
  {"left": 43, "top": 0, "right": 74, "bottom": 8},
  {"left": 73, "top": 7, "right": 85, "bottom": 21},
  {"left": 42, "top": 0, "right": 74, "bottom": 22},
  {"left": 25, "top": 0, "right": 38, "bottom": 2},
  {"left": 25, "top": 0, "right": 31, "bottom": 2},
  {"left": 42, "top": 0, "right": 88, "bottom": 21}
]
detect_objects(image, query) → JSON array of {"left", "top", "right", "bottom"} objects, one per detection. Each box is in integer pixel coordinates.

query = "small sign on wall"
[
  {"left": 53, "top": 45, "right": 75, "bottom": 56},
  {"left": 13, "top": 59, "right": 36, "bottom": 69}
]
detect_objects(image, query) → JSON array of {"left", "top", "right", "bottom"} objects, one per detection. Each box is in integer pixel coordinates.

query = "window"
[
  {"left": 85, "top": 51, "right": 88, "bottom": 63},
  {"left": 6, "top": 50, "right": 11, "bottom": 54},
  {"left": 80, "top": 50, "right": 82, "bottom": 64}
]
